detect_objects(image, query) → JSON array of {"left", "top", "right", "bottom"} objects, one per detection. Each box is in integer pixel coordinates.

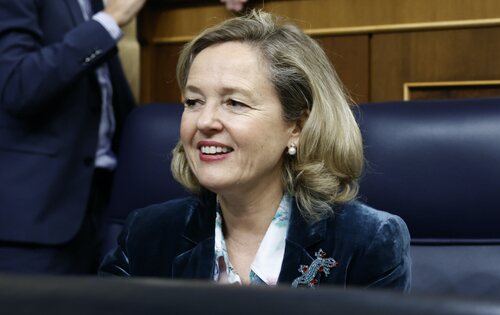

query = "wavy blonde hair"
[{"left": 172, "top": 10, "right": 363, "bottom": 222}]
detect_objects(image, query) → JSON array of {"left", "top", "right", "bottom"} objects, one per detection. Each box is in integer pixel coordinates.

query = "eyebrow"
[
  {"left": 184, "top": 84, "right": 203, "bottom": 94},
  {"left": 185, "top": 84, "right": 253, "bottom": 98},
  {"left": 220, "top": 86, "right": 252, "bottom": 96}
]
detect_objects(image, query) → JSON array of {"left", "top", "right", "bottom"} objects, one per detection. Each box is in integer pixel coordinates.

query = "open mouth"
[{"left": 200, "top": 145, "right": 234, "bottom": 155}]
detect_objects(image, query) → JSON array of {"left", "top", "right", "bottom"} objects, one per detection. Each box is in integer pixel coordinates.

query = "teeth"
[{"left": 200, "top": 146, "right": 231, "bottom": 155}]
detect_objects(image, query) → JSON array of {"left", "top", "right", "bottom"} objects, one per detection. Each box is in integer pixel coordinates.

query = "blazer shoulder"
[
  {"left": 333, "top": 201, "right": 411, "bottom": 291},
  {"left": 127, "top": 196, "right": 200, "bottom": 231},
  {"left": 333, "top": 201, "right": 410, "bottom": 248},
  {"left": 100, "top": 197, "right": 202, "bottom": 277}
]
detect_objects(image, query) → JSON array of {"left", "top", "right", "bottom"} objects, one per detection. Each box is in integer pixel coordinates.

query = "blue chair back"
[
  {"left": 101, "top": 103, "right": 188, "bottom": 257},
  {"left": 357, "top": 97, "right": 500, "bottom": 297}
]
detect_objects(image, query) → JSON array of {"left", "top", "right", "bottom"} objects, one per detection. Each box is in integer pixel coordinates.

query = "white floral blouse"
[{"left": 213, "top": 193, "right": 292, "bottom": 285}]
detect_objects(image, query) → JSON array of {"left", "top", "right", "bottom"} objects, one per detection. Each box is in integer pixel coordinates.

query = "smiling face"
[{"left": 180, "top": 41, "right": 299, "bottom": 197}]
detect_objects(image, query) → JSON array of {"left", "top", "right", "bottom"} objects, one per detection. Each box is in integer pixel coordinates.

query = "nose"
[{"left": 196, "top": 102, "right": 223, "bottom": 134}]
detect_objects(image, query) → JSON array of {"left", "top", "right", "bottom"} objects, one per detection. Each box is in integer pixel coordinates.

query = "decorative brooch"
[{"left": 291, "top": 249, "right": 338, "bottom": 288}]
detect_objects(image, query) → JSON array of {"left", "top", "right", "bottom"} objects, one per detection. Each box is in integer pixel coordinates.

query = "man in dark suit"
[{"left": 0, "top": 0, "right": 145, "bottom": 274}]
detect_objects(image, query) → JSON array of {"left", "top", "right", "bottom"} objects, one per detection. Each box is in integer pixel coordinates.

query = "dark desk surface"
[{"left": 1, "top": 274, "right": 500, "bottom": 315}]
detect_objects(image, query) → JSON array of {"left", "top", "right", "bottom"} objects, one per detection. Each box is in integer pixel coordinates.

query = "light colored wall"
[{"left": 118, "top": 19, "right": 140, "bottom": 103}]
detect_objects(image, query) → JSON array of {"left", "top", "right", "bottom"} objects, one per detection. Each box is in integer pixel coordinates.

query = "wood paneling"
[
  {"left": 141, "top": 0, "right": 500, "bottom": 43},
  {"left": 138, "top": 3, "right": 233, "bottom": 44},
  {"left": 408, "top": 85, "right": 500, "bottom": 101},
  {"left": 371, "top": 27, "right": 500, "bottom": 101},
  {"left": 138, "top": 0, "right": 500, "bottom": 103},
  {"left": 140, "top": 43, "right": 184, "bottom": 103},
  {"left": 259, "top": 0, "right": 500, "bottom": 28},
  {"left": 317, "top": 35, "right": 370, "bottom": 104},
  {"left": 140, "top": 35, "right": 369, "bottom": 104},
  {"left": 118, "top": 19, "right": 140, "bottom": 102},
  {"left": 404, "top": 80, "right": 500, "bottom": 100}
]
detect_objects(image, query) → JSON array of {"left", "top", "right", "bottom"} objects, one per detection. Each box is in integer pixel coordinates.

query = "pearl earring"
[{"left": 288, "top": 144, "right": 297, "bottom": 156}]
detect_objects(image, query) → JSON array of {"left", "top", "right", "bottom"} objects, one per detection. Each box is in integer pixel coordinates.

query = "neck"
[{"left": 217, "top": 182, "right": 284, "bottom": 241}]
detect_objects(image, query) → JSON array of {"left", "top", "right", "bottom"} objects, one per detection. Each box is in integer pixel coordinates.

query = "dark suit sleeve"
[
  {"left": 362, "top": 215, "right": 411, "bottom": 292},
  {"left": 0, "top": 0, "right": 118, "bottom": 116}
]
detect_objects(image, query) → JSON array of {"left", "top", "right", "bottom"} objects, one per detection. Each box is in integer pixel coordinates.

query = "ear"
[{"left": 288, "top": 110, "right": 309, "bottom": 145}]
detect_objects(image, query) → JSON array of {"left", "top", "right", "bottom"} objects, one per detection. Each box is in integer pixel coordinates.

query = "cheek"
[
  {"left": 180, "top": 115, "right": 195, "bottom": 145},
  {"left": 179, "top": 120, "right": 197, "bottom": 171}
]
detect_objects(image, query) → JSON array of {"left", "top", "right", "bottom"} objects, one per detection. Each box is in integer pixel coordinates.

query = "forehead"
[{"left": 186, "top": 42, "right": 271, "bottom": 91}]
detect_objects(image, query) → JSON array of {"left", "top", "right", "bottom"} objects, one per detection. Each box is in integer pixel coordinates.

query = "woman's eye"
[
  {"left": 183, "top": 99, "right": 201, "bottom": 108},
  {"left": 227, "top": 99, "right": 247, "bottom": 109}
]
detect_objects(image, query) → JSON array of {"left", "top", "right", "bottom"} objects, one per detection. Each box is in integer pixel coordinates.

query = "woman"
[{"left": 100, "top": 10, "right": 411, "bottom": 291}]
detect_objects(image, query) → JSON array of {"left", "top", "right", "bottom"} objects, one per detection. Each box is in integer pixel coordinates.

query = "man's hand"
[
  {"left": 105, "top": 0, "right": 147, "bottom": 27},
  {"left": 220, "top": 0, "right": 248, "bottom": 12}
]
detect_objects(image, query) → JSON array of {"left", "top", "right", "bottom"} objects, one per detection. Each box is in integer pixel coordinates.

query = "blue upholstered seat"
[
  {"left": 357, "top": 97, "right": 500, "bottom": 297},
  {"left": 100, "top": 103, "right": 188, "bottom": 258}
]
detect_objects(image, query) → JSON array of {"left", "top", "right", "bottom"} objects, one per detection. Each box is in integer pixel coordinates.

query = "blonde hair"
[{"left": 172, "top": 10, "right": 363, "bottom": 222}]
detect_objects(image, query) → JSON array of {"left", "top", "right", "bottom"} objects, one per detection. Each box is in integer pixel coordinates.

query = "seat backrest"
[
  {"left": 357, "top": 97, "right": 500, "bottom": 297},
  {"left": 100, "top": 103, "right": 188, "bottom": 257},
  {"left": 3, "top": 274, "right": 500, "bottom": 315}
]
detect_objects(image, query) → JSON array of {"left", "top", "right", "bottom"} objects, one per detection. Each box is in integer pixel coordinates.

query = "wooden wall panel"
[
  {"left": 371, "top": 27, "right": 500, "bottom": 101},
  {"left": 118, "top": 19, "right": 140, "bottom": 102},
  {"left": 140, "top": 43, "right": 184, "bottom": 103},
  {"left": 138, "top": 0, "right": 500, "bottom": 103},
  {"left": 140, "top": 36, "right": 370, "bottom": 104},
  {"left": 408, "top": 85, "right": 500, "bottom": 101},
  {"left": 317, "top": 35, "right": 370, "bottom": 104},
  {"left": 262, "top": 0, "right": 500, "bottom": 28},
  {"left": 143, "top": 0, "right": 500, "bottom": 43}
]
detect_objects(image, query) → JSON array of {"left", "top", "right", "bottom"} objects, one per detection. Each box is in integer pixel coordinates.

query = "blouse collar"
[{"left": 213, "top": 193, "right": 292, "bottom": 285}]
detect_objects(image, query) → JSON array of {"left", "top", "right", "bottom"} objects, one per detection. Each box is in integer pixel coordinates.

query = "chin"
[{"left": 197, "top": 178, "right": 231, "bottom": 194}]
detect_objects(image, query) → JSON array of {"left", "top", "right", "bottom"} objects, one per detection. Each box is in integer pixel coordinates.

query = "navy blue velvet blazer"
[{"left": 99, "top": 194, "right": 411, "bottom": 291}]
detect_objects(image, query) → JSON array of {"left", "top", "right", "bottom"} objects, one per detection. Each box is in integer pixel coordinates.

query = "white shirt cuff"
[{"left": 92, "top": 11, "right": 123, "bottom": 41}]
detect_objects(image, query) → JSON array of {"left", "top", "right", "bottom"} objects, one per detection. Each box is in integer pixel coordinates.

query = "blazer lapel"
[
  {"left": 278, "top": 241, "right": 314, "bottom": 284},
  {"left": 278, "top": 200, "right": 328, "bottom": 284},
  {"left": 172, "top": 237, "right": 215, "bottom": 280},
  {"left": 172, "top": 192, "right": 217, "bottom": 280},
  {"left": 170, "top": 194, "right": 330, "bottom": 283},
  {"left": 64, "top": 0, "right": 85, "bottom": 25}
]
